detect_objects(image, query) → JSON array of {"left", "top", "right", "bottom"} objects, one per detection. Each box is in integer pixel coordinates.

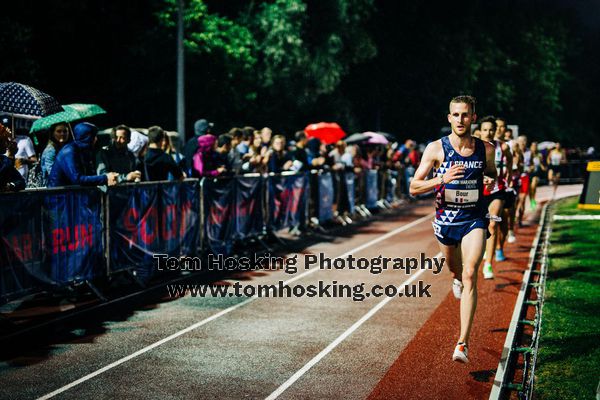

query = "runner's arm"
[
  {"left": 484, "top": 141, "right": 497, "bottom": 183},
  {"left": 409, "top": 141, "right": 441, "bottom": 196}
]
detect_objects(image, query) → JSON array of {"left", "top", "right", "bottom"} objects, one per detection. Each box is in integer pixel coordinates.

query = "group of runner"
[{"left": 409, "top": 95, "right": 564, "bottom": 363}]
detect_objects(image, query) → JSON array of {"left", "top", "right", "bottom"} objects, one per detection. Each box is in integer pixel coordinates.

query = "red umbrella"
[{"left": 304, "top": 122, "right": 346, "bottom": 144}]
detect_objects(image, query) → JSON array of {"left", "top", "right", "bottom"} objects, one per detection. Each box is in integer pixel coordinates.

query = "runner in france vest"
[{"left": 434, "top": 136, "right": 487, "bottom": 225}]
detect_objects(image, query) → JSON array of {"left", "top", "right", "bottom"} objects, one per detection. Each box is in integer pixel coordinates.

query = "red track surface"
[{"left": 367, "top": 212, "right": 540, "bottom": 400}]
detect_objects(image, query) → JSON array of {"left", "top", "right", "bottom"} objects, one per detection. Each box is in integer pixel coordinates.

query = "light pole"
[{"left": 176, "top": 0, "right": 185, "bottom": 140}]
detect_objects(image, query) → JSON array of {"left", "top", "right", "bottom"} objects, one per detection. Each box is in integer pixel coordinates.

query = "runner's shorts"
[
  {"left": 432, "top": 218, "right": 490, "bottom": 246},
  {"left": 484, "top": 190, "right": 505, "bottom": 208},
  {"left": 503, "top": 187, "right": 517, "bottom": 209},
  {"left": 520, "top": 174, "right": 530, "bottom": 194}
]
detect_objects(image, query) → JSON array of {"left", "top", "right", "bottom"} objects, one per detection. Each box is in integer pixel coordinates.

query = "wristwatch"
[{"left": 439, "top": 174, "right": 444, "bottom": 185}]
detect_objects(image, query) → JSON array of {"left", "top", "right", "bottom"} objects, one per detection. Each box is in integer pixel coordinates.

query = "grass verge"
[{"left": 535, "top": 196, "right": 600, "bottom": 400}]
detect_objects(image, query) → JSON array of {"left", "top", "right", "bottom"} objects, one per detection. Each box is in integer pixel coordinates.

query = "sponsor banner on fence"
[
  {"left": 45, "top": 189, "right": 104, "bottom": 284},
  {"left": 203, "top": 177, "right": 236, "bottom": 256},
  {"left": 235, "top": 176, "right": 264, "bottom": 239},
  {"left": 345, "top": 171, "right": 356, "bottom": 214},
  {"left": 366, "top": 169, "right": 379, "bottom": 209},
  {"left": 0, "top": 192, "right": 45, "bottom": 303},
  {"left": 268, "top": 173, "right": 307, "bottom": 231},
  {"left": 318, "top": 172, "right": 334, "bottom": 222},
  {"left": 109, "top": 181, "right": 199, "bottom": 279}
]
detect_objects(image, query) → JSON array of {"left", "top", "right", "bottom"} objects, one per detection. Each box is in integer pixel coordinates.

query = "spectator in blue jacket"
[{"left": 48, "top": 122, "right": 118, "bottom": 187}]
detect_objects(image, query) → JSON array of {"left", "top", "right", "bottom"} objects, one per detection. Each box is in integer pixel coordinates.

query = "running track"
[{"left": 0, "top": 185, "right": 582, "bottom": 400}]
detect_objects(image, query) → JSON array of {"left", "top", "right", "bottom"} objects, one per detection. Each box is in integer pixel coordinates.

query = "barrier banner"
[
  {"left": 318, "top": 171, "right": 334, "bottom": 222},
  {"left": 268, "top": 173, "right": 307, "bottom": 231},
  {"left": 203, "top": 177, "right": 236, "bottom": 255},
  {"left": 235, "top": 176, "right": 264, "bottom": 239},
  {"left": 385, "top": 170, "right": 396, "bottom": 203},
  {"left": 109, "top": 181, "right": 199, "bottom": 279},
  {"left": 366, "top": 169, "right": 379, "bottom": 209},
  {"left": 345, "top": 172, "right": 356, "bottom": 214},
  {"left": 44, "top": 188, "right": 104, "bottom": 285},
  {"left": 0, "top": 192, "right": 45, "bottom": 303}
]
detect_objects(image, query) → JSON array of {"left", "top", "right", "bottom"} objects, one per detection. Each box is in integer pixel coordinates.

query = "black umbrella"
[
  {"left": 0, "top": 82, "right": 62, "bottom": 119},
  {"left": 344, "top": 132, "right": 369, "bottom": 144}
]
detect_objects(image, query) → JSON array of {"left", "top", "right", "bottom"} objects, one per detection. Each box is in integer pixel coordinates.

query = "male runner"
[
  {"left": 516, "top": 135, "right": 529, "bottom": 227},
  {"left": 478, "top": 116, "right": 510, "bottom": 278},
  {"left": 410, "top": 95, "right": 496, "bottom": 363},
  {"left": 493, "top": 118, "right": 513, "bottom": 264}
]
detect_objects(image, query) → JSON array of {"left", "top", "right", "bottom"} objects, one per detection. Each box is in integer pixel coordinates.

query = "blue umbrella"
[{"left": 0, "top": 82, "right": 62, "bottom": 118}]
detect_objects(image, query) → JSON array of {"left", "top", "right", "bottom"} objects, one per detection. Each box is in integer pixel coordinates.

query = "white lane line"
[
  {"left": 265, "top": 251, "right": 443, "bottom": 400},
  {"left": 553, "top": 214, "right": 600, "bottom": 220},
  {"left": 37, "top": 213, "right": 434, "bottom": 400}
]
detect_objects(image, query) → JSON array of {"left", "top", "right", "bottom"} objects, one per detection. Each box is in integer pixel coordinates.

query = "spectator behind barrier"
[
  {"left": 192, "top": 134, "right": 225, "bottom": 177},
  {"left": 0, "top": 123, "right": 26, "bottom": 192},
  {"left": 214, "top": 134, "right": 233, "bottom": 173},
  {"left": 48, "top": 122, "right": 118, "bottom": 187},
  {"left": 144, "top": 126, "right": 185, "bottom": 181},
  {"left": 96, "top": 125, "right": 142, "bottom": 183},
  {"left": 290, "top": 131, "right": 310, "bottom": 171},
  {"left": 40, "top": 123, "right": 71, "bottom": 184},
  {"left": 260, "top": 127, "right": 272, "bottom": 150},
  {"left": 241, "top": 131, "right": 267, "bottom": 173},
  {"left": 13, "top": 132, "right": 37, "bottom": 182},
  {"left": 266, "top": 135, "right": 293, "bottom": 173},
  {"left": 127, "top": 129, "right": 149, "bottom": 159},
  {"left": 228, "top": 127, "right": 244, "bottom": 174},
  {"left": 183, "top": 118, "right": 213, "bottom": 175}
]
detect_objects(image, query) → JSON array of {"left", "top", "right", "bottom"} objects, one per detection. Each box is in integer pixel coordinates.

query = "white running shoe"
[
  {"left": 507, "top": 230, "right": 516, "bottom": 243},
  {"left": 452, "top": 279, "right": 463, "bottom": 299},
  {"left": 452, "top": 342, "right": 469, "bottom": 363},
  {"left": 483, "top": 263, "right": 494, "bottom": 279}
]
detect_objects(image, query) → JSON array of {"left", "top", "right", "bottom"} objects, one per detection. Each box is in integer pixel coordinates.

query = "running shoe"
[
  {"left": 530, "top": 199, "right": 537, "bottom": 209},
  {"left": 452, "top": 279, "right": 463, "bottom": 299},
  {"left": 483, "top": 263, "right": 494, "bottom": 279},
  {"left": 452, "top": 342, "right": 469, "bottom": 363},
  {"left": 495, "top": 249, "right": 506, "bottom": 262},
  {"left": 507, "top": 230, "right": 516, "bottom": 243}
]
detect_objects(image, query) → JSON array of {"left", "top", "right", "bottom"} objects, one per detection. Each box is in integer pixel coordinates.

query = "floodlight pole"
[{"left": 176, "top": 0, "right": 185, "bottom": 139}]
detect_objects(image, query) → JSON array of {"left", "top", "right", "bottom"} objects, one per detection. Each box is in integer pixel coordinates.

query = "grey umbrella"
[{"left": 344, "top": 132, "right": 369, "bottom": 144}]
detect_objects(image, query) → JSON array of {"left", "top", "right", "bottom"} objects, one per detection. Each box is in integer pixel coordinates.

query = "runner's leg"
[
  {"left": 485, "top": 198, "right": 504, "bottom": 266},
  {"left": 458, "top": 228, "right": 486, "bottom": 344}
]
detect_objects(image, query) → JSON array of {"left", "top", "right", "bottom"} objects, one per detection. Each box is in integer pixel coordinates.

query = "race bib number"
[{"left": 445, "top": 188, "right": 478, "bottom": 204}]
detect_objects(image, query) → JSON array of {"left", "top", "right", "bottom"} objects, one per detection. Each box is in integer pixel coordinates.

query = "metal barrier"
[
  {"left": 490, "top": 202, "right": 552, "bottom": 399},
  {"left": 1, "top": 168, "right": 405, "bottom": 305},
  {"left": 0, "top": 186, "right": 105, "bottom": 303}
]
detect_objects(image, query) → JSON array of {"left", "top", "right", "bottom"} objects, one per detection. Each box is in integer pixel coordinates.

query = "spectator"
[
  {"left": 12, "top": 132, "right": 37, "bottom": 182},
  {"left": 266, "top": 135, "right": 293, "bottom": 173},
  {"left": 260, "top": 127, "right": 272, "bottom": 149},
  {"left": 228, "top": 127, "right": 244, "bottom": 174},
  {"left": 329, "top": 141, "right": 347, "bottom": 171},
  {"left": 291, "top": 131, "right": 310, "bottom": 171},
  {"left": 193, "top": 134, "right": 225, "bottom": 177},
  {"left": 183, "top": 118, "right": 213, "bottom": 175},
  {"left": 0, "top": 124, "right": 25, "bottom": 192},
  {"left": 96, "top": 125, "right": 141, "bottom": 183},
  {"left": 214, "top": 134, "right": 232, "bottom": 172},
  {"left": 48, "top": 122, "right": 118, "bottom": 187},
  {"left": 40, "top": 123, "right": 70, "bottom": 184},
  {"left": 144, "top": 126, "right": 185, "bottom": 181},
  {"left": 127, "top": 129, "right": 149, "bottom": 159},
  {"left": 236, "top": 127, "right": 253, "bottom": 156},
  {"left": 242, "top": 132, "right": 267, "bottom": 173}
]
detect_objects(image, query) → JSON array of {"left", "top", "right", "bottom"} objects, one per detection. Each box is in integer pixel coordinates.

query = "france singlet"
[{"left": 434, "top": 136, "right": 487, "bottom": 226}]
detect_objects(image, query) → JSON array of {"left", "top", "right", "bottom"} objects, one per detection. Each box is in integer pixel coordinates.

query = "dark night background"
[{"left": 1, "top": 0, "right": 598, "bottom": 147}]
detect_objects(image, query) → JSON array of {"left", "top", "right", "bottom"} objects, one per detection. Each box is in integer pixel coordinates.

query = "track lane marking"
[
  {"left": 265, "top": 251, "right": 442, "bottom": 400},
  {"left": 37, "top": 213, "right": 433, "bottom": 400}
]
